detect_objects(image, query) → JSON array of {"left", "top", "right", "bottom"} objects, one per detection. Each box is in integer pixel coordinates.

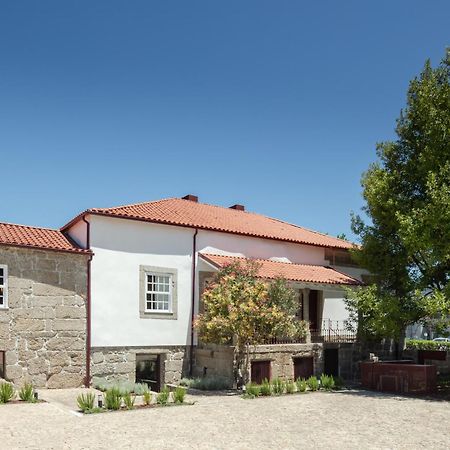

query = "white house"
[{"left": 62, "top": 194, "right": 365, "bottom": 388}]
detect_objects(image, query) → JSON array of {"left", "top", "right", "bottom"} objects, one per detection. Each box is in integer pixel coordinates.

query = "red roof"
[
  {"left": 200, "top": 253, "right": 362, "bottom": 286},
  {"left": 63, "top": 198, "right": 353, "bottom": 250},
  {"left": 0, "top": 222, "right": 89, "bottom": 254}
]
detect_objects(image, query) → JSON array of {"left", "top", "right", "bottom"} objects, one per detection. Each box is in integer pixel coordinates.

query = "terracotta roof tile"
[
  {"left": 200, "top": 253, "right": 362, "bottom": 286},
  {"left": 66, "top": 198, "right": 353, "bottom": 249},
  {"left": 0, "top": 222, "right": 89, "bottom": 254}
]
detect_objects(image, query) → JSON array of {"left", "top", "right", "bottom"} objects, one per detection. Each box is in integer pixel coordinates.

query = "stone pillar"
[{"left": 303, "top": 288, "right": 311, "bottom": 343}]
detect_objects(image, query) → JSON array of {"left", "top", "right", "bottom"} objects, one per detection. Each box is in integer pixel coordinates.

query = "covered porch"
[{"left": 198, "top": 253, "right": 362, "bottom": 344}]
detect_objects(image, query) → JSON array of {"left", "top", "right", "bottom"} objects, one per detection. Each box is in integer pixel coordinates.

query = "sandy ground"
[{"left": 1, "top": 388, "right": 449, "bottom": 449}]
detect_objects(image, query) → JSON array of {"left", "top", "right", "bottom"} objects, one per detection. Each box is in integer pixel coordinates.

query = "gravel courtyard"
[{"left": 1, "top": 389, "right": 449, "bottom": 449}]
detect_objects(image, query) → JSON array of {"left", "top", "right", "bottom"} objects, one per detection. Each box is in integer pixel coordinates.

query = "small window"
[
  {"left": 139, "top": 266, "right": 178, "bottom": 319},
  {"left": 145, "top": 273, "right": 172, "bottom": 312},
  {"left": 0, "top": 265, "right": 7, "bottom": 309}
]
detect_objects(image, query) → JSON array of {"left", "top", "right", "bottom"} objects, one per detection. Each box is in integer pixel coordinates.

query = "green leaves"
[
  {"left": 351, "top": 52, "right": 450, "bottom": 340},
  {"left": 195, "top": 262, "right": 307, "bottom": 347}
]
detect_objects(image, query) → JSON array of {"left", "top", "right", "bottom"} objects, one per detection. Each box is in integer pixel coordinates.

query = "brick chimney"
[
  {"left": 229, "top": 204, "right": 245, "bottom": 211},
  {"left": 182, "top": 194, "right": 198, "bottom": 202}
]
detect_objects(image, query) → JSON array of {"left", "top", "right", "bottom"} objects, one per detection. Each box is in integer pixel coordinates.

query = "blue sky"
[{"left": 1, "top": 1, "right": 448, "bottom": 240}]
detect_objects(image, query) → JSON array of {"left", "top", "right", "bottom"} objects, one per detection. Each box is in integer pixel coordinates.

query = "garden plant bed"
[
  {"left": 1, "top": 399, "right": 45, "bottom": 405},
  {"left": 77, "top": 384, "right": 193, "bottom": 414},
  {"left": 242, "top": 374, "right": 343, "bottom": 399},
  {"left": 79, "top": 400, "right": 195, "bottom": 415}
]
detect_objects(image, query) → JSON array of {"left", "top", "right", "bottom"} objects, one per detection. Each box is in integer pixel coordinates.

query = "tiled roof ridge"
[
  {"left": 0, "top": 220, "right": 61, "bottom": 232},
  {"left": 90, "top": 197, "right": 176, "bottom": 212}
]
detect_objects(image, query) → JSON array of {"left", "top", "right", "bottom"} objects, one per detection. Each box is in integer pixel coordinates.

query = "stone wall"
[
  {"left": 91, "top": 346, "right": 190, "bottom": 385},
  {"left": 194, "top": 343, "right": 323, "bottom": 384},
  {"left": 250, "top": 343, "right": 323, "bottom": 380},
  {"left": 0, "top": 246, "right": 88, "bottom": 388},
  {"left": 194, "top": 344, "right": 235, "bottom": 380}
]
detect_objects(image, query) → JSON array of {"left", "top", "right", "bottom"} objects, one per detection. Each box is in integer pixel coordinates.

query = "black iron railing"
[{"left": 311, "top": 320, "right": 356, "bottom": 343}]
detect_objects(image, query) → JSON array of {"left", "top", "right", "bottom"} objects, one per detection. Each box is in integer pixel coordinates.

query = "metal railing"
[
  {"left": 311, "top": 319, "right": 356, "bottom": 343},
  {"left": 261, "top": 336, "right": 307, "bottom": 345},
  {"left": 260, "top": 320, "right": 356, "bottom": 345}
]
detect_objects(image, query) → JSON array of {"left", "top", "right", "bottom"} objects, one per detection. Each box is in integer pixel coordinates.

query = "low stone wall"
[
  {"left": 194, "top": 343, "right": 323, "bottom": 384},
  {"left": 0, "top": 246, "right": 88, "bottom": 388},
  {"left": 250, "top": 343, "right": 323, "bottom": 380},
  {"left": 91, "top": 346, "right": 190, "bottom": 385},
  {"left": 194, "top": 344, "right": 234, "bottom": 380}
]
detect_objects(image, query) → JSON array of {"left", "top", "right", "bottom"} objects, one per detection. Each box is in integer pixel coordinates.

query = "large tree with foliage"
[
  {"left": 347, "top": 52, "right": 450, "bottom": 349},
  {"left": 195, "top": 261, "right": 307, "bottom": 385}
]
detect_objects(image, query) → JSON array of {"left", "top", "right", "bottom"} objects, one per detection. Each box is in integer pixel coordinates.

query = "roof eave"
[
  {"left": 62, "top": 210, "right": 354, "bottom": 250},
  {"left": 0, "top": 241, "right": 92, "bottom": 256}
]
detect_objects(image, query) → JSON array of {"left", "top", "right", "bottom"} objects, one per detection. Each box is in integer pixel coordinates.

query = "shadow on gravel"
[
  {"left": 186, "top": 388, "right": 240, "bottom": 397},
  {"left": 336, "top": 387, "right": 450, "bottom": 403}
]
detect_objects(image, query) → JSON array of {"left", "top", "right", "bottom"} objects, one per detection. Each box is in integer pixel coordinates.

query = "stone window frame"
[
  {"left": 0, "top": 264, "right": 8, "bottom": 309},
  {"left": 139, "top": 265, "right": 178, "bottom": 320}
]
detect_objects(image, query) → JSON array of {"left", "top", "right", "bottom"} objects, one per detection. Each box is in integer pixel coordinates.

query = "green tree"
[
  {"left": 195, "top": 261, "right": 307, "bottom": 385},
  {"left": 348, "top": 52, "right": 450, "bottom": 350}
]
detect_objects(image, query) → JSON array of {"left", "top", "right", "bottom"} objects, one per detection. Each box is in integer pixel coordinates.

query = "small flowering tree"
[{"left": 194, "top": 261, "right": 307, "bottom": 386}]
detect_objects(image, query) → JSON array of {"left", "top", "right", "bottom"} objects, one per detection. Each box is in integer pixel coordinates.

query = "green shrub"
[
  {"left": 116, "top": 381, "right": 136, "bottom": 396},
  {"left": 180, "top": 376, "right": 231, "bottom": 391},
  {"left": 77, "top": 392, "right": 95, "bottom": 412},
  {"left": 92, "top": 378, "right": 150, "bottom": 395},
  {"left": 179, "top": 378, "right": 191, "bottom": 387},
  {"left": 134, "top": 383, "right": 149, "bottom": 396},
  {"left": 333, "top": 376, "right": 345, "bottom": 390},
  {"left": 296, "top": 378, "right": 307, "bottom": 393},
  {"left": 123, "top": 392, "right": 136, "bottom": 410},
  {"left": 306, "top": 376, "right": 319, "bottom": 391},
  {"left": 84, "top": 407, "right": 103, "bottom": 414},
  {"left": 156, "top": 386, "right": 170, "bottom": 405},
  {"left": 104, "top": 387, "right": 122, "bottom": 410},
  {"left": 320, "top": 374, "right": 335, "bottom": 391},
  {"left": 143, "top": 390, "right": 152, "bottom": 405},
  {"left": 271, "top": 378, "right": 285, "bottom": 395},
  {"left": 92, "top": 377, "right": 111, "bottom": 391},
  {"left": 0, "top": 382, "right": 15, "bottom": 403},
  {"left": 285, "top": 380, "right": 296, "bottom": 394},
  {"left": 244, "top": 383, "right": 260, "bottom": 398},
  {"left": 405, "top": 339, "right": 450, "bottom": 351},
  {"left": 18, "top": 383, "right": 35, "bottom": 403},
  {"left": 260, "top": 379, "right": 272, "bottom": 396},
  {"left": 173, "top": 386, "right": 186, "bottom": 404}
]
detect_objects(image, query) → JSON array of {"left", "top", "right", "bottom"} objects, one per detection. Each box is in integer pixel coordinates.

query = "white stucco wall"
[
  {"left": 322, "top": 289, "right": 351, "bottom": 324},
  {"left": 67, "top": 214, "right": 364, "bottom": 347},
  {"left": 197, "top": 230, "right": 327, "bottom": 265},
  {"left": 67, "top": 219, "right": 88, "bottom": 248},
  {"left": 86, "top": 216, "right": 195, "bottom": 347}
]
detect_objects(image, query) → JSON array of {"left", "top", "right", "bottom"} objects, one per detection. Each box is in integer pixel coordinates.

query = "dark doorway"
[
  {"left": 324, "top": 348, "right": 339, "bottom": 377},
  {"left": 0, "top": 351, "right": 4, "bottom": 379},
  {"left": 251, "top": 360, "right": 271, "bottom": 384},
  {"left": 136, "top": 354, "right": 161, "bottom": 392},
  {"left": 309, "top": 290, "right": 319, "bottom": 331},
  {"left": 293, "top": 357, "right": 314, "bottom": 380}
]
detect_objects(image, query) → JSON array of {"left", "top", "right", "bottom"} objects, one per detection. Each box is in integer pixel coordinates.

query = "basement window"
[{"left": 0, "top": 265, "right": 7, "bottom": 309}]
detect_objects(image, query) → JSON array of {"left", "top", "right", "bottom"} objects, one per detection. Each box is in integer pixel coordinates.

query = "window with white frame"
[
  {"left": 145, "top": 273, "right": 172, "bottom": 312},
  {"left": 0, "top": 265, "right": 8, "bottom": 308}
]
